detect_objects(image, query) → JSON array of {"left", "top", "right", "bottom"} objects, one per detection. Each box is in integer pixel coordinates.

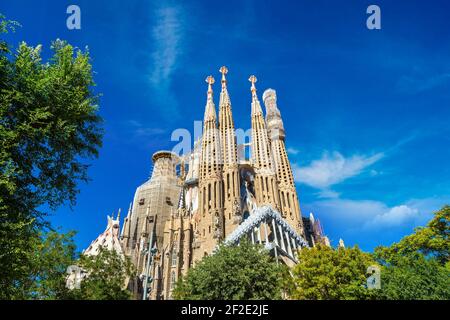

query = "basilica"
[{"left": 83, "top": 66, "right": 330, "bottom": 299}]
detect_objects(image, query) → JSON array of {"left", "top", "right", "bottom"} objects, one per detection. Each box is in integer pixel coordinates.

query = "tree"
[
  {"left": 373, "top": 249, "right": 450, "bottom": 300},
  {"left": 289, "top": 245, "right": 376, "bottom": 300},
  {"left": 22, "top": 230, "right": 78, "bottom": 299},
  {"left": 372, "top": 206, "right": 450, "bottom": 300},
  {"left": 386, "top": 205, "right": 449, "bottom": 266},
  {"left": 0, "top": 13, "right": 102, "bottom": 298},
  {"left": 173, "top": 241, "right": 286, "bottom": 300},
  {"left": 69, "top": 248, "right": 135, "bottom": 300}
]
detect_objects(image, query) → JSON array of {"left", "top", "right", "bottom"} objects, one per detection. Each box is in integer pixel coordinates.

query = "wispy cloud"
[
  {"left": 150, "top": 5, "right": 184, "bottom": 85},
  {"left": 292, "top": 151, "right": 384, "bottom": 190},
  {"left": 397, "top": 72, "right": 450, "bottom": 94},
  {"left": 287, "top": 147, "right": 300, "bottom": 155},
  {"left": 125, "top": 120, "right": 166, "bottom": 138},
  {"left": 307, "top": 198, "right": 442, "bottom": 234},
  {"left": 365, "top": 205, "right": 419, "bottom": 229},
  {"left": 304, "top": 197, "right": 448, "bottom": 248},
  {"left": 147, "top": 3, "right": 186, "bottom": 121}
]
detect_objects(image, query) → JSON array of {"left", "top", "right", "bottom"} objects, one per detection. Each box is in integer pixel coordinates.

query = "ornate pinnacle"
[
  {"left": 205, "top": 75, "right": 215, "bottom": 94},
  {"left": 249, "top": 75, "right": 257, "bottom": 93},
  {"left": 219, "top": 66, "right": 228, "bottom": 87}
]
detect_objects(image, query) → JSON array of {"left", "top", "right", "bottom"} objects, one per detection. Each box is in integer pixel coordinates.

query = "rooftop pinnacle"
[
  {"left": 220, "top": 66, "right": 228, "bottom": 88},
  {"left": 206, "top": 75, "right": 215, "bottom": 94},
  {"left": 249, "top": 75, "right": 257, "bottom": 91},
  {"left": 204, "top": 75, "right": 216, "bottom": 121}
]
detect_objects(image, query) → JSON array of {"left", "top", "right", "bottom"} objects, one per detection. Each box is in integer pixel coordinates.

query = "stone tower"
[
  {"left": 218, "top": 66, "right": 241, "bottom": 237},
  {"left": 161, "top": 187, "right": 192, "bottom": 299},
  {"left": 193, "top": 76, "right": 224, "bottom": 264},
  {"left": 99, "top": 66, "right": 334, "bottom": 300},
  {"left": 249, "top": 75, "right": 281, "bottom": 211},
  {"left": 263, "top": 89, "right": 304, "bottom": 235},
  {"left": 120, "top": 151, "right": 181, "bottom": 297}
]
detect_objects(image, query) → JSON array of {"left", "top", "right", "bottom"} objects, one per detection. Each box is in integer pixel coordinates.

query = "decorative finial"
[
  {"left": 205, "top": 75, "right": 215, "bottom": 93},
  {"left": 117, "top": 208, "right": 121, "bottom": 221},
  {"left": 248, "top": 75, "right": 257, "bottom": 93},
  {"left": 219, "top": 66, "right": 228, "bottom": 86}
]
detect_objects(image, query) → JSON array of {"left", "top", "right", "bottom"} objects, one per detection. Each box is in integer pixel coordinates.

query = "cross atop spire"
[
  {"left": 220, "top": 66, "right": 228, "bottom": 87},
  {"left": 249, "top": 75, "right": 257, "bottom": 92},
  {"left": 204, "top": 75, "right": 216, "bottom": 120},
  {"left": 205, "top": 75, "right": 215, "bottom": 94}
]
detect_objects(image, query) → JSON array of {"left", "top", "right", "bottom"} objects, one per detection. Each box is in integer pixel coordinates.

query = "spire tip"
[
  {"left": 248, "top": 75, "right": 257, "bottom": 92},
  {"left": 205, "top": 75, "right": 215, "bottom": 94},
  {"left": 219, "top": 66, "right": 228, "bottom": 84}
]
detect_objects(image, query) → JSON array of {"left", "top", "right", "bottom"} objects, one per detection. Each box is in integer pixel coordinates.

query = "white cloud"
[
  {"left": 306, "top": 197, "right": 447, "bottom": 234},
  {"left": 366, "top": 205, "right": 419, "bottom": 228},
  {"left": 150, "top": 5, "right": 184, "bottom": 85},
  {"left": 287, "top": 147, "right": 300, "bottom": 155},
  {"left": 146, "top": 4, "right": 185, "bottom": 121},
  {"left": 292, "top": 151, "right": 384, "bottom": 190},
  {"left": 125, "top": 120, "right": 166, "bottom": 138},
  {"left": 317, "top": 189, "right": 340, "bottom": 199},
  {"left": 302, "top": 198, "right": 432, "bottom": 249}
]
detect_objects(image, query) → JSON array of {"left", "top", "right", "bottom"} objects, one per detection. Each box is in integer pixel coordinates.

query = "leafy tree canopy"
[
  {"left": 382, "top": 205, "right": 449, "bottom": 266},
  {"left": 290, "top": 245, "right": 377, "bottom": 300},
  {"left": 373, "top": 249, "right": 450, "bottom": 300},
  {"left": 373, "top": 206, "right": 450, "bottom": 300},
  {"left": 0, "top": 13, "right": 102, "bottom": 298},
  {"left": 174, "top": 241, "right": 286, "bottom": 300},
  {"left": 69, "top": 248, "right": 135, "bottom": 300}
]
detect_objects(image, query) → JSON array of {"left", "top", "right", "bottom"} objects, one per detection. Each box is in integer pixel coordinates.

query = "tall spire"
[
  {"left": 120, "top": 203, "right": 132, "bottom": 244},
  {"left": 249, "top": 74, "right": 280, "bottom": 211},
  {"left": 218, "top": 66, "right": 241, "bottom": 237},
  {"left": 263, "top": 88, "right": 303, "bottom": 234},
  {"left": 200, "top": 74, "right": 221, "bottom": 179},
  {"left": 249, "top": 75, "right": 263, "bottom": 115},
  {"left": 195, "top": 72, "right": 224, "bottom": 263},
  {"left": 246, "top": 73, "right": 282, "bottom": 252},
  {"left": 219, "top": 66, "right": 231, "bottom": 106},
  {"left": 204, "top": 76, "right": 216, "bottom": 120},
  {"left": 219, "top": 66, "right": 237, "bottom": 165},
  {"left": 249, "top": 74, "right": 271, "bottom": 169}
]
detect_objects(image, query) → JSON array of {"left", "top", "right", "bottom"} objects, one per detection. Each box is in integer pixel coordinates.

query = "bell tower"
[
  {"left": 249, "top": 76, "right": 281, "bottom": 212},
  {"left": 193, "top": 76, "right": 224, "bottom": 264},
  {"left": 218, "top": 66, "right": 241, "bottom": 236},
  {"left": 263, "top": 89, "right": 303, "bottom": 235}
]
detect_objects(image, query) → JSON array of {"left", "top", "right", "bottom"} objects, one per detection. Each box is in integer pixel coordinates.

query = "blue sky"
[{"left": 2, "top": 0, "right": 450, "bottom": 252}]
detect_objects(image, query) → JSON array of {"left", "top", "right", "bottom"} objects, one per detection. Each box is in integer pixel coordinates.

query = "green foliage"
[
  {"left": 385, "top": 205, "right": 449, "bottom": 265},
  {"left": 372, "top": 206, "right": 450, "bottom": 300},
  {"left": 290, "top": 245, "right": 377, "bottom": 300},
  {"left": 69, "top": 248, "right": 135, "bottom": 300},
  {"left": 373, "top": 249, "right": 450, "bottom": 300},
  {"left": 0, "top": 13, "right": 102, "bottom": 298},
  {"left": 0, "top": 229, "right": 77, "bottom": 300},
  {"left": 28, "top": 230, "right": 78, "bottom": 299},
  {"left": 174, "top": 241, "right": 285, "bottom": 300}
]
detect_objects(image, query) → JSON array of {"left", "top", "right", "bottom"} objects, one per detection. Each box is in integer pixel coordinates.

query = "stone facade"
[{"left": 114, "top": 67, "right": 330, "bottom": 299}]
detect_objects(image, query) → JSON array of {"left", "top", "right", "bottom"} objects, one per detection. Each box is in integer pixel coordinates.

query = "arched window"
[
  {"left": 171, "top": 249, "right": 177, "bottom": 267},
  {"left": 170, "top": 271, "right": 176, "bottom": 289}
]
